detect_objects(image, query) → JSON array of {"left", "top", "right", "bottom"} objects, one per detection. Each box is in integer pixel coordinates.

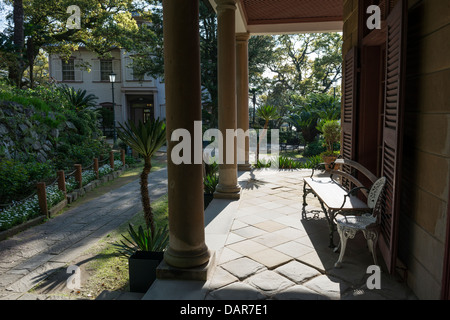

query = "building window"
[
  {"left": 100, "top": 60, "right": 113, "bottom": 81},
  {"left": 132, "top": 64, "right": 144, "bottom": 81},
  {"left": 62, "top": 59, "right": 75, "bottom": 81}
]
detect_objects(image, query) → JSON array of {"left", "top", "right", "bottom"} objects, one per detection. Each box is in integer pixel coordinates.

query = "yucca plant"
[
  {"left": 117, "top": 119, "right": 166, "bottom": 236},
  {"left": 114, "top": 223, "right": 169, "bottom": 258}
]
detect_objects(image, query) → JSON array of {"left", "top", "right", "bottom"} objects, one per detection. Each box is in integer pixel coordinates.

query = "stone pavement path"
[
  {"left": 144, "top": 169, "right": 417, "bottom": 301},
  {"left": 0, "top": 167, "right": 167, "bottom": 300},
  {"left": 205, "top": 170, "right": 415, "bottom": 300},
  {"left": 205, "top": 170, "right": 417, "bottom": 300}
]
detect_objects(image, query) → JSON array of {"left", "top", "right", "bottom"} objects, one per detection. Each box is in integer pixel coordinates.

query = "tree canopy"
[{"left": 0, "top": 0, "right": 159, "bottom": 87}]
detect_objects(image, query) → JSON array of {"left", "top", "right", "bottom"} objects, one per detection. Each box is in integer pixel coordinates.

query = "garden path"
[{"left": 0, "top": 165, "right": 168, "bottom": 300}]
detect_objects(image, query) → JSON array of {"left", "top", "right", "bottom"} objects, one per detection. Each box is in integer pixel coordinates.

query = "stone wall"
[
  {"left": 399, "top": 0, "right": 450, "bottom": 300},
  {"left": 0, "top": 101, "right": 76, "bottom": 163}
]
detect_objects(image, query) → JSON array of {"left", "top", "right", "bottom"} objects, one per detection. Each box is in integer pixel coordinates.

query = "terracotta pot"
[{"left": 322, "top": 155, "right": 338, "bottom": 171}]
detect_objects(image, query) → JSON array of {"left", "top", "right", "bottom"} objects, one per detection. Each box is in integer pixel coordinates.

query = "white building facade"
[{"left": 48, "top": 47, "right": 166, "bottom": 135}]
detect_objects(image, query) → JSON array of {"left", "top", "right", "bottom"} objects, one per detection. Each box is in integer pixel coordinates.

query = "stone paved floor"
[{"left": 145, "top": 169, "right": 417, "bottom": 300}]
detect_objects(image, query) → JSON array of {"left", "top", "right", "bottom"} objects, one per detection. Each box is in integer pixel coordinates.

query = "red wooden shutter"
[
  {"left": 379, "top": 0, "right": 407, "bottom": 274},
  {"left": 341, "top": 47, "right": 358, "bottom": 188}
]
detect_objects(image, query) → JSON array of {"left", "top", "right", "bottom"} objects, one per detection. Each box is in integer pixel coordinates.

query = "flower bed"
[
  {"left": 0, "top": 184, "right": 65, "bottom": 232},
  {"left": 1, "top": 160, "right": 126, "bottom": 233}
]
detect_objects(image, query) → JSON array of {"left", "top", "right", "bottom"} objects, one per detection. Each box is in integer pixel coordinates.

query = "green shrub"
[
  {"left": 0, "top": 160, "right": 29, "bottom": 203},
  {"left": 26, "top": 161, "right": 55, "bottom": 184},
  {"left": 302, "top": 155, "right": 323, "bottom": 169},
  {"left": 0, "top": 91, "right": 50, "bottom": 112},
  {"left": 204, "top": 173, "right": 219, "bottom": 194},
  {"left": 0, "top": 160, "right": 55, "bottom": 204},
  {"left": 303, "top": 137, "right": 326, "bottom": 157},
  {"left": 253, "top": 158, "right": 272, "bottom": 168},
  {"left": 278, "top": 156, "right": 303, "bottom": 169}
]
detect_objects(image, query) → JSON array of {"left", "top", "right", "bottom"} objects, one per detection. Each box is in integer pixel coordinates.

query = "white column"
[
  {"left": 236, "top": 33, "right": 252, "bottom": 171},
  {"left": 162, "top": 0, "right": 210, "bottom": 269},
  {"left": 214, "top": 0, "right": 241, "bottom": 199}
]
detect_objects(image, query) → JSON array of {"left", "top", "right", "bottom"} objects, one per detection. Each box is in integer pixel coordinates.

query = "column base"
[
  {"left": 157, "top": 250, "right": 215, "bottom": 281},
  {"left": 163, "top": 245, "right": 211, "bottom": 269},
  {"left": 214, "top": 183, "right": 241, "bottom": 199},
  {"left": 238, "top": 163, "right": 252, "bottom": 171},
  {"left": 214, "top": 190, "right": 241, "bottom": 200}
]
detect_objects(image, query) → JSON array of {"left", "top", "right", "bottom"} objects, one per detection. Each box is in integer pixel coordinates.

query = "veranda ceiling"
[{"left": 207, "top": 0, "right": 343, "bottom": 34}]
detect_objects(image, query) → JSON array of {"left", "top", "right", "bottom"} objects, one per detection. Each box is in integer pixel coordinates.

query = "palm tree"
[
  {"left": 256, "top": 105, "right": 279, "bottom": 161},
  {"left": 59, "top": 84, "right": 98, "bottom": 112},
  {"left": 117, "top": 119, "right": 166, "bottom": 236}
]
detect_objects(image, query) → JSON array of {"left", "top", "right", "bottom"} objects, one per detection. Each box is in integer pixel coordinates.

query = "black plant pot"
[
  {"left": 128, "top": 251, "right": 164, "bottom": 293},
  {"left": 204, "top": 193, "right": 214, "bottom": 209}
]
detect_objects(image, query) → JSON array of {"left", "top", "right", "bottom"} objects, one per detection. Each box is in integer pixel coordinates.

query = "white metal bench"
[{"left": 302, "top": 158, "right": 382, "bottom": 250}]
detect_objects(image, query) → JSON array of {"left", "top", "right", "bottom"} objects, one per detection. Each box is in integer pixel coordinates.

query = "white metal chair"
[{"left": 334, "top": 177, "right": 386, "bottom": 268}]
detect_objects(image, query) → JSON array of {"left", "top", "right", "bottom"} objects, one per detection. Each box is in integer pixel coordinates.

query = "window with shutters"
[
  {"left": 100, "top": 60, "right": 113, "bottom": 81},
  {"left": 60, "top": 58, "right": 83, "bottom": 82},
  {"left": 341, "top": 47, "right": 358, "bottom": 190},
  {"left": 342, "top": 0, "right": 407, "bottom": 274},
  {"left": 378, "top": 0, "right": 407, "bottom": 275},
  {"left": 62, "top": 59, "right": 75, "bottom": 81}
]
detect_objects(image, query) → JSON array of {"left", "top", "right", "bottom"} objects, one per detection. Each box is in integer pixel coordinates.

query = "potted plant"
[
  {"left": 320, "top": 120, "right": 341, "bottom": 171},
  {"left": 115, "top": 223, "right": 169, "bottom": 293},
  {"left": 116, "top": 118, "right": 167, "bottom": 293}
]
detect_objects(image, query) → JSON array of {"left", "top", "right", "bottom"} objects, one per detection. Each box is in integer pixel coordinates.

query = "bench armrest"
[
  {"left": 310, "top": 163, "right": 326, "bottom": 178},
  {"left": 338, "top": 186, "right": 370, "bottom": 210},
  {"left": 348, "top": 186, "right": 370, "bottom": 196}
]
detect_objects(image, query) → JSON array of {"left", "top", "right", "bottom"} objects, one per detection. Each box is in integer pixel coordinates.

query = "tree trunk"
[
  {"left": 26, "top": 37, "right": 36, "bottom": 88},
  {"left": 10, "top": 0, "right": 24, "bottom": 88},
  {"left": 140, "top": 156, "right": 154, "bottom": 235}
]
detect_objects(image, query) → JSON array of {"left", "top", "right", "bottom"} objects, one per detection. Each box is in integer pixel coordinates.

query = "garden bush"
[
  {"left": 0, "top": 80, "right": 112, "bottom": 231},
  {"left": 303, "top": 137, "right": 327, "bottom": 157},
  {"left": 0, "top": 159, "right": 55, "bottom": 204}
]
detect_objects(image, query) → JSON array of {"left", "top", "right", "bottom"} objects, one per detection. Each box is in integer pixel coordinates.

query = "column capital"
[
  {"left": 215, "top": 0, "right": 237, "bottom": 12},
  {"left": 236, "top": 32, "right": 250, "bottom": 43}
]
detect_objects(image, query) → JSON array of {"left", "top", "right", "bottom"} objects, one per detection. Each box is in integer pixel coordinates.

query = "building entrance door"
[{"left": 127, "top": 95, "right": 154, "bottom": 125}]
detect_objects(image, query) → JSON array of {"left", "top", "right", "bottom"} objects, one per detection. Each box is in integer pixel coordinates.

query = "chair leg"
[
  {"left": 302, "top": 181, "right": 308, "bottom": 219},
  {"left": 364, "top": 230, "right": 379, "bottom": 266},
  {"left": 334, "top": 225, "right": 348, "bottom": 268}
]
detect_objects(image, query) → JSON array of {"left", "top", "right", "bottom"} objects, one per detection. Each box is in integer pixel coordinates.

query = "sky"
[{"left": 0, "top": 2, "right": 12, "bottom": 32}]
